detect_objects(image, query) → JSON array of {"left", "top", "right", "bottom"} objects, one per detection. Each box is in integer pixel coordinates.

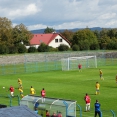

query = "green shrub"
[
  {"left": 8, "top": 45, "right": 18, "bottom": 54},
  {"left": 58, "top": 44, "right": 69, "bottom": 51},
  {"left": 17, "top": 44, "right": 27, "bottom": 53},
  {"left": 0, "top": 44, "right": 9, "bottom": 54},
  {"left": 72, "top": 44, "right": 79, "bottom": 51},
  {"left": 28, "top": 47, "right": 37, "bottom": 53},
  {"left": 37, "top": 43, "right": 50, "bottom": 52}
]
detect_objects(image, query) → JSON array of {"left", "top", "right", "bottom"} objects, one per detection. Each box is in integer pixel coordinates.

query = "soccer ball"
[{"left": 3, "top": 87, "right": 5, "bottom": 89}]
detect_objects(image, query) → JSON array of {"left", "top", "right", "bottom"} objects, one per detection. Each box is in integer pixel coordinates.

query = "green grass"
[{"left": 0, "top": 65, "right": 117, "bottom": 116}]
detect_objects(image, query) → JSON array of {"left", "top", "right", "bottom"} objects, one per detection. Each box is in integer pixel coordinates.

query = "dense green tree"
[
  {"left": 107, "top": 29, "right": 117, "bottom": 39},
  {"left": 0, "top": 17, "right": 13, "bottom": 46},
  {"left": 8, "top": 45, "right": 18, "bottom": 54},
  {"left": 72, "top": 29, "right": 99, "bottom": 50},
  {"left": 98, "top": 36, "right": 110, "bottom": 49},
  {"left": 60, "top": 30, "right": 74, "bottom": 42},
  {"left": 0, "top": 44, "right": 9, "bottom": 54},
  {"left": 12, "top": 23, "right": 33, "bottom": 45},
  {"left": 44, "top": 27, "right": 55, "bottom": 33}
]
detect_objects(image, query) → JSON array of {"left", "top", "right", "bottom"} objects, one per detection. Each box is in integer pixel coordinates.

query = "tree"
[
  {"left": 72, "top": 29, "right": 99, "bottom": 50},
  {"left": 0, "top": 17, "right": 13, "bottom": 46},
  {"left": 60, "top": 30, "right": 74, "bottom": 42},
  {"left": 0, "top": 44, "right": 9, "bottom": 54},
  {"left": 12, "top": 23, "right": 33, "bottom": 45},
  {"left": 44, "top": 27, "right": 55, "bottom": 33}
]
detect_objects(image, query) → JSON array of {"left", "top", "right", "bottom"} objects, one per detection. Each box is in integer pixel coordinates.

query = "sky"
[{"left": 0, "top": 0, "right": 117, "bottom": 31}]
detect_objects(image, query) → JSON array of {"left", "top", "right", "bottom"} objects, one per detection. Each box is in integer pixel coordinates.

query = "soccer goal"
[{"left": 61, "top": 55, "right": 97, "bottom": 71}]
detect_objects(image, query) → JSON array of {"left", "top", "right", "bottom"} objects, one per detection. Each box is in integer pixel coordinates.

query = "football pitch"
[{"left": 0, "top": 65, "right": 117, "bottom": 116}]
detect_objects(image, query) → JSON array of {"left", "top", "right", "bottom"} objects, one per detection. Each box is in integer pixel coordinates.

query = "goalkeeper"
[{"left": 78, "top": 64, "right": 82, "bottom": 72}]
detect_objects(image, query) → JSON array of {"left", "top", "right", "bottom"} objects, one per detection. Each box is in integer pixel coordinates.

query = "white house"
[{"left": 27, "top": 33, "right": 71, "bottom": 49}]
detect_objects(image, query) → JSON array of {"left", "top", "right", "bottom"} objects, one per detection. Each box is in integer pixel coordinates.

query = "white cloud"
[
  {"left": 0, "top": 0, "right": 117, "bottom": 30},
  {"left": 99, "top": 13, "right": 116, "bottom": 20},
  {"left": 8, "top": 3, "right": 40, "bottom": 19}
]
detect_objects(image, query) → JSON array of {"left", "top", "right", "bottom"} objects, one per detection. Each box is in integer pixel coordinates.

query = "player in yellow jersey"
[
  {"left": 99, "top": 69, "right": 104, "bottom": 80},
  {"left": 18, "top": 88, "right": 24, "bottom": 98},
  {"left": 95, "top": 82, "right": 100, "bottom": 95},
  {"left": 30, "top": 86, "right": 36, "bottom": 95},
  {"left": 18, "top": 78, "right": 23, "bottom": 89}
]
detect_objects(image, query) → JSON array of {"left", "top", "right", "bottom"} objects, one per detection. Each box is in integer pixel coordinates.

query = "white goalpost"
[{"left": 61, "top": 55, "right": 97, "bottom": 71}]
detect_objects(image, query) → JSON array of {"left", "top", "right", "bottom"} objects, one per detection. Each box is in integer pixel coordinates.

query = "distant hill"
[{"left": 30, "top": 27, "right": 103, "bottom": 34}]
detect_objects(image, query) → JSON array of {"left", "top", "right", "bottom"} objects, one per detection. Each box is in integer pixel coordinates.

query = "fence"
[
  {"left": 0, "top": 50, "right": 117, "bottom": 75},
  {"left": 0, "top": 95, "right": 20, "bottom": 107}
]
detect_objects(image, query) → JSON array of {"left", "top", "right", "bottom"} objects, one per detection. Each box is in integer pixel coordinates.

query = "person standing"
[
  {"left": 94, "top": 100, "right": 101, "bottom": 117},
  {"left": 46, "top": 110, "right": 50, "bottom": 117},
  {"left": 78, "top": 64, "right": 82, "bottom": 72},
  {"left": 9, "top": 85, "right": 14, "bottom": 97},
  {"left": 18, "top": 88, "right": 24, "bottom": 98},
  {"left": 18, "top": 78, "right": 23, "bottom": 89},
  {"left": 41, "top": 88, "right": 46, "bottom": 103},
  {"left": 96, "top": 82, "right": 100, "bottom": 95},
  {"left": 57, "top": 112, "right": 62, "bottom": 117},
  {"left": 30, "top": 86, "right": 36, "bottom": 95},
  {"left": 99, "top": 69, "right": 104, "bottom": 80},
  {"left": 84, "top": 93, "right": 91, "bottom": 112}
]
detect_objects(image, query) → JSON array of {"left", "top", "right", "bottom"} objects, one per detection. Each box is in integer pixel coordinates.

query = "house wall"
[{"left": 49, "top": 35, "right": 70, "bottom": 48}]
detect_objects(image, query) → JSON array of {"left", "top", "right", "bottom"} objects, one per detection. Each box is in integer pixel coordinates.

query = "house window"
[
  {"left": 55, "top": 39, "right": 58, "bottom": 42},
  {"left": 59, "top": 39, "right": 62, "bottom": 42}
]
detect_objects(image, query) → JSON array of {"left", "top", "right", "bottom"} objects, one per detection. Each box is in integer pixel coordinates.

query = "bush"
[
  {"left": 0, "top": 45, "right": 9, "bottom": 54},
  {"left": 37, "top": 43, "right": 50, "bottom": 52},
  {"left": 72, "top": 44, "right": 79, "bottom": 51},
  {"left": 17, "top": 44, "right": 27, "bottom": 53},
  {"left": 28, "top": 47, "right": 37, "bottom": 53},
  {"left": 58, "top": 44, "right": 69, "bottom": 51},
  {"left": 8, "top": 45, "right": 18, "bottom": 54}
]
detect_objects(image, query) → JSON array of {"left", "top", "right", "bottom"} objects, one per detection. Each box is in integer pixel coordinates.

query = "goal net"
[{"left": 61, "top": 55, "right": 97, "bottom": 71}]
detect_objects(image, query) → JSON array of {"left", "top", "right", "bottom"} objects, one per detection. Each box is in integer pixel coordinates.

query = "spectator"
[
  {"left": 51, "top": 112, "right": 57, "bottom": 117},
  {"left": 94, "top": 100, "right": 101, "bottom": 117},
  {"left": 46, "top": 110, "right": 50, "bottom": 117},
  {"left": 57, "top": 112, "right": 62, "bottom": 117},
  {"left": 84, "top": 93, "right": 91, "bottom": 112},
  {"left": 34, "top": 108, "right": 38, "bottom": 114}
]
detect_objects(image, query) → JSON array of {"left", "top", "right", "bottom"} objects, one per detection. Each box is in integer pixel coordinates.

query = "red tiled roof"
[{"left": 30, "top": 33, "right": 70, "bottom": 45}]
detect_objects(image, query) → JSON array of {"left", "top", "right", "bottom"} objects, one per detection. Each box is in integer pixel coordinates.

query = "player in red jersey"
[
  {"left": 41, "top": 88, "right": 46, "bottom": 102},
  {"left": 78, "top": 64, "right": 82, "bottom": 72},
  {"left": 9, "top": 85, "right": 14, "bottom": 97},
  {"left": 84, "top": 93, "right": 91, "bottom": 112}
]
